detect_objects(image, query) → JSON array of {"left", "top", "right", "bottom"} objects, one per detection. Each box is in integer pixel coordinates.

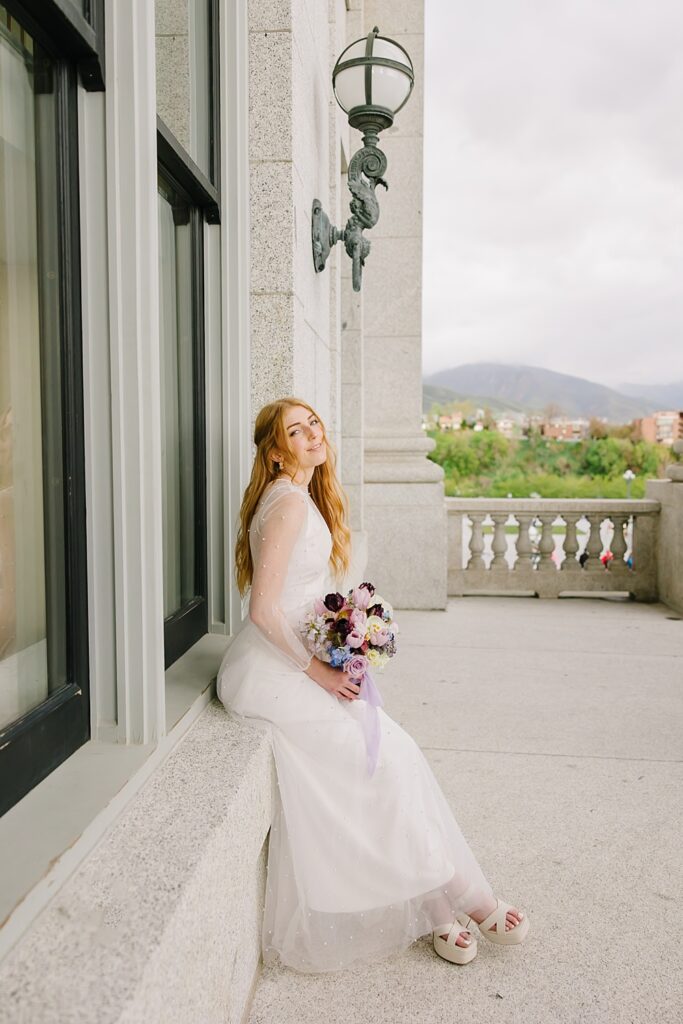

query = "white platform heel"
[
  {"left": 432, "top": 915, "right": 478, "bottom": 965},
  {"left": 471, "top": 898, "right": 530, "bottom": 946}
]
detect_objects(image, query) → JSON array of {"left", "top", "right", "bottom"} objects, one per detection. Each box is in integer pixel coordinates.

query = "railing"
[{"left": 446, "top": 499, "right": 660, "bottom": 600}]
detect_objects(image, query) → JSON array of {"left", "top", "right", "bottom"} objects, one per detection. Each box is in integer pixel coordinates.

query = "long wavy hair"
[{"left": 234, "top": 398, "right": 352, "bottom": 596}]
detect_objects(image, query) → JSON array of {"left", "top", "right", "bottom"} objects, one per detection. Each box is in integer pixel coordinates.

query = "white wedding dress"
[{"left": 216, "top": 477, "right": 494, "bottom": 973}]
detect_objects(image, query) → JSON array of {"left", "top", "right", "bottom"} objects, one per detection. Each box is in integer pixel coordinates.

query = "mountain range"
[
  {"left": 618, "top": 380, "right": 683, "bottom": 409},
  {"left": 423, "top": 363, "right": 681, "bottom": 422}
]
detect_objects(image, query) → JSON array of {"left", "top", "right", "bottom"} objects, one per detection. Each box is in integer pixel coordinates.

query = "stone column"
[
  {"left": 247, "top": 0, "right": 333, "bottom": 434},
  {"left": 360, "top": 0, "right": 446, "bottom": 608},
  {"left": 646, "top": 439, "right": 683, "bottom": 614}
]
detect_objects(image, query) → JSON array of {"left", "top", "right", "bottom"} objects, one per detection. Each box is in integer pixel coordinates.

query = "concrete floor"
[{"left": 246, "top": 597, "right": 683, "bottom": 1024}]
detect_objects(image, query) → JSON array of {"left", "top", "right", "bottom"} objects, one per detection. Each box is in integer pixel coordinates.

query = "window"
[
  {"left": 0, "top": 1, "right": 98, "bottom": 815},
  {"left": 3, "top": 0, "right": 105, "bottom": 91},
  {"left": 156, "top": 0, "right": 219, "bottom": 667},
  {"left": 158, "top": 172, "right": 208, "bottom": 667},
  {"left": 155, "top": 0, "right": 215, "bottom": 182}
]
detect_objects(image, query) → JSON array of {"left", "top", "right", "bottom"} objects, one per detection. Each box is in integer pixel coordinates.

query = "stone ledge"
[
  {"left": 446, "top": 497, "right": 661, "bottom": 514},
  {"left": 0, "top": 702, "right": 275, "bottom": 1024}
]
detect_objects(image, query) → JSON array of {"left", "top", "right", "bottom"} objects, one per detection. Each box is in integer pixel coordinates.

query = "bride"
[{"left": 216, "top": 397, "right": 529, "bottom": 973}]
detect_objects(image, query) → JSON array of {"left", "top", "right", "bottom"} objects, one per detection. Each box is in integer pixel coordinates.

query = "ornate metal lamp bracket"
[
  {"left": 313, "top": 24, "right": 413, "bottom": 290},
  {"left": 311, "top": 139, "right": 388, "bottom": 292}
]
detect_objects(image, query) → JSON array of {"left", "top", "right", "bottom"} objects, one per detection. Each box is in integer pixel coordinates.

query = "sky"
[{"left": 422, "top": 0, "right": 683, "bottom": 389}]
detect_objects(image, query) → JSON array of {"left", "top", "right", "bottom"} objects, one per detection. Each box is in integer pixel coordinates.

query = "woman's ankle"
[{"left": 465, "top": 895, "right": 498, "bottom": 923}]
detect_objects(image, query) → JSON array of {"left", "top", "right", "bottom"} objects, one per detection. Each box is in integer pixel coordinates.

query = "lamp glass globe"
[{"left": 333, "top": 34, "right": 413, "bottom": 116}]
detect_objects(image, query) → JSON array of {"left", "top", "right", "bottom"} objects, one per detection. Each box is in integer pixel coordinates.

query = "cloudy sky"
[{"left": 422, "top": 0, "right": 683, "bottom": 389}]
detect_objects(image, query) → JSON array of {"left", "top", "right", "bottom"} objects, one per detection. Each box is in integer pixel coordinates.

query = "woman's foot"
[
  {"left": 468, "top": 896, "right": 525, "bottom": 934},
  {"left": 438, "top": 927, "right": 473, "bottom": 946},
  {"left": 433, "top": 918, "right": 478, "bottom": 965},
  {"left": 458, "top": 896, "right": 530, "bottom": 947},
  {"left": 440, "top": 897, "right": 525, "bottom": 943}
]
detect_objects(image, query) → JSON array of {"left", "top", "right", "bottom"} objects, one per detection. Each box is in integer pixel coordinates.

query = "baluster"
[
  {"left": 624, "top": 515, "right": 634, "bottom": 569},
  {"left": 467, "top": 514, "right": 486, "bottom": 571},
  {"left": 490, "top": 514, "right": 509, "bottom": 572},
  {"left": 610, "top": 515, "right": 628, "bottom": 571},
  {"left": 537, "top": 514, "right": 556, "bottom": 571},
  {"left": 583, "top": 514, "right": 605, "bottom": 571},
  {"left": 451, "top": 511, "right": 465, "bottom": 570},
  {"left": 515, "top": 514, "right": 533, "bottom": 570},
  {"left": 562, "top": 514, "right": 580, "bottom": 572}
]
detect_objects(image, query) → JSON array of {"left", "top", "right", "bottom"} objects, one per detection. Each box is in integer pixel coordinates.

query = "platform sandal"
[
  {"left": 432, "top": 916, "right": 478, "bottom": 965},
  {"left": 468, "top": 898, "right": 530, "bottom": 946}
]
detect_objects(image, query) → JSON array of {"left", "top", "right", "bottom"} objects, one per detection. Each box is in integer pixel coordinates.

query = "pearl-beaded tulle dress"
[{"left": 216, "top": 478, "right": 494, "bottom": 973}]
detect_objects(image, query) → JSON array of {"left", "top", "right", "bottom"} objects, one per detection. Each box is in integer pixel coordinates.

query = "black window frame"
[
  {"left": 0, "top": 0, "right": 98, "bottom": 816},
  {"left": 157, "top": 0, "right": 219, "bottom": 668},
  {"left": 4, "top": 0, "right": 105, "bottom": 90},
  {"left": 157, "top": 167, "right": 209, "bottom": 669}
]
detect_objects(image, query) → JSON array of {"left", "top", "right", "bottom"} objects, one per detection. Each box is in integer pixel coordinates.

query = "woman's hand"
[{"left": 305, "top": 657, "right": 361, "bottom": 701}]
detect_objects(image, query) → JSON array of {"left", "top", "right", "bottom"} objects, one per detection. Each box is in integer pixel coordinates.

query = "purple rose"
[
  {"left": 324, "top": 592, "right": 345, "bottom": 612},
  {"left": 344, "top": 654, "right": 369, "bottom": 679}
]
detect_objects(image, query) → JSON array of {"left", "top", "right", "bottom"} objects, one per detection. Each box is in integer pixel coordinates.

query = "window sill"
[
  {"left": 165, "top": 631, "right": 229, "bottom": 732},
  {"left": 0, "top": 631, "right": 232, "bottom": 959}
]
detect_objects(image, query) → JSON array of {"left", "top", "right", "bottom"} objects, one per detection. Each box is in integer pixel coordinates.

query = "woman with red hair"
[{"left": 217, "top": 397, "right": 529, "bottom": 974}]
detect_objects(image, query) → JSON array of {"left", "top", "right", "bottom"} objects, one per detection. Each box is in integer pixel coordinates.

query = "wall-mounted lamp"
[{"left": 312, "top": 26, "right": 414, "bottom": 292}]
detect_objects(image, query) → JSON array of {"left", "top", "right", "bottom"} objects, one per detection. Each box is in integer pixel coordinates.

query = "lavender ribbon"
[{"left": 357, "top": 668, "right": 384, "bottom": 776}]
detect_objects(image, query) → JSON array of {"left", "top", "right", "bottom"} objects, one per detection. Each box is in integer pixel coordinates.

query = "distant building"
[
  {"left": 420, "top": 411, "right": 466, "bottom": 431},
  {"left": 636, "top": 411, "right": 683, "bottom": 447},
  {"left": 541, "top": 417, "right": 590, "bottom": 441},
  {"left": 437, "top": 413, "right": 463, "bottom": 431},
  {"left": 496, "top": 416, "right": 519, "bottom": 438},
  {"left": 521, "top": 414, "right": 545, "bottom": 435}
]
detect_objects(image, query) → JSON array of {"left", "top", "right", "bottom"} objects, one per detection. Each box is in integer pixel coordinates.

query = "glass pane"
[
  {"left": 0, "top": 8, "right": 68, "bottom": 730},
  {"left": 157, "top": 174, "right": 197, "bottom": 617},
  {"left": 57, "top": 0, "right": 90, "bottom": 17},
  {"left": 155, "top": 0, "right": 212, "bottom": 178}
]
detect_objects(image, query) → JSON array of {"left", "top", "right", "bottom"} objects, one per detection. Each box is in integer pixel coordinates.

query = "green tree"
[{"left": 428, "top": 427, "right": 670, "bottom": 499}]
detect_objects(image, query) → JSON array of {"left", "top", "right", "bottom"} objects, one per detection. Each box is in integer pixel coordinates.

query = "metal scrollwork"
[
  {"left": 344, "top": 144, "right": 388, "bottom": 290},
  {"left": 311, "top": 139, "right": 389, "bottom": 292}
]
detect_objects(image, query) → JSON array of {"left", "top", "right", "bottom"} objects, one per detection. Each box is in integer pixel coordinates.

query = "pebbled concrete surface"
[{"left": 246, "top": 597, "right": 683, "bottom": 1024}]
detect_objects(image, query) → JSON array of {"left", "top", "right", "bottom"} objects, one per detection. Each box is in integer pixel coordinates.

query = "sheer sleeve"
[{"left": 248, "top": 487, "right": 313, "bottom": 672}]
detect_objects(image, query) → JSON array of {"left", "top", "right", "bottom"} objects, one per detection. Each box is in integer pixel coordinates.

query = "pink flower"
[
  {"left": 350, "top": 608, "right": 367, "bottom": 629},
  {"left": 314, "top": 597, "right": 327, "bottom": 616},
  {"left": 346, "top": 629, "right": 365, "bottom": 648},
  {"left": 352, "top": 587, "right": 372, "bottom": 610},
  {"left": 344, "top": 654, "right": 368, "bottom": 679},
  {"left": 370, "top": 628, "right": 389, "bottom": 646}
]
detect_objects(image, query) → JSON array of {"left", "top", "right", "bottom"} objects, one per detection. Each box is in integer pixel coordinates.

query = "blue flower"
[
  {"left": 330, "top": 645, "right": 354, "bottom": 667},
  {"left": 329, "top": 647, "right": 346, "bottom": 668}
]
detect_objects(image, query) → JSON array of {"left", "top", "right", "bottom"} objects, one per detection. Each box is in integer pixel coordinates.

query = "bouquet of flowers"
[{"left": 299, "top": 581, "right": 400, "bottom": 776}]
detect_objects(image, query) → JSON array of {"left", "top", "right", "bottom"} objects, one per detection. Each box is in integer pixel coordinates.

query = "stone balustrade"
[
  {"left": 446, "top": 498, "right": 660, "bottom": 600},
  {"left": 665, "top": 439, "right": 683, "bottom": 482}
]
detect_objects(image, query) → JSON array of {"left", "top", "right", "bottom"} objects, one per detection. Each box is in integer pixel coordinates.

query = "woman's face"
[{"left": 278, "top": 405, "right": 327, "bottom": 472}]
